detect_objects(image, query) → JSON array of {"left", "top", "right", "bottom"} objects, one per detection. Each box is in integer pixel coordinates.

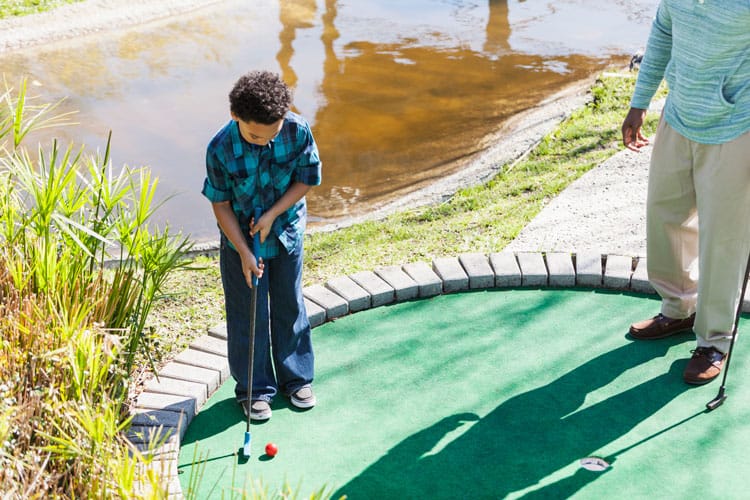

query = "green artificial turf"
[{"left": 178, "top": 289, "right": 750, "bottom": 499}]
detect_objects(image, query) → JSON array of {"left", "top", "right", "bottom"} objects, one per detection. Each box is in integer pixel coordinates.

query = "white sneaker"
[{"left": 290, "top": 386, "right": 316, "bottom": 409}]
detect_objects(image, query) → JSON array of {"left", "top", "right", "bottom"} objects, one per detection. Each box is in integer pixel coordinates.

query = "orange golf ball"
[{"left": 265, "top": 442, "right": 278, "bottom": 457}]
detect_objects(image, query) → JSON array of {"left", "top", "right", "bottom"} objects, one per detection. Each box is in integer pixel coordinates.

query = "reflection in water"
[
  {"left": 0, "top": 0, "right": 658, "bottom": 241},
  {"left": 300, "top": 0, "right": 614, "bottom": 219},
  {"left": 314, "top": 44, "right": 582, "bottom": 211},
  {"left": 485, "top": 0, "right": 511, "bottom": 56},
  {"left": 278, "top": 0, "right": 318, "bottom": 90}
]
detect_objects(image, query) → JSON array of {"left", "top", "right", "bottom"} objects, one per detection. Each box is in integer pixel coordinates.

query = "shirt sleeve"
[
  {"left": 291, "top": 123, "right": 322, "bottom": 187},
  {"left": 631, "top": 1, "right": 673, "bottom": 110},
  {"left": 202, "top": 148, "right": 233, "bottom": 203}
]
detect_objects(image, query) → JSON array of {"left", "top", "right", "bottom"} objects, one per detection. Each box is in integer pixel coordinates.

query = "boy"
[{"left": 202, "top": 70, "right": 322, "bottom": 420}]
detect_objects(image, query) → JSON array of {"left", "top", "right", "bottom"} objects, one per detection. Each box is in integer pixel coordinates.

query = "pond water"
[{"left": 0, "top": 0, "right": 658, "bottom": 243}]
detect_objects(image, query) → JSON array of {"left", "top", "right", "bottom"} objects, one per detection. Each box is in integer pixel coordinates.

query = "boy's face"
[{"left": 232, "top": 114, "right": 284, "bottom": 146}]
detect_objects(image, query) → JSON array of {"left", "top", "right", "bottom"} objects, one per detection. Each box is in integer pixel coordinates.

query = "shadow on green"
[
  {"left": 178, "top": 289, "right": 747, "bottom": 498},
  {"left": 333, "top": 334, "right": 697, "bottom": 499}
]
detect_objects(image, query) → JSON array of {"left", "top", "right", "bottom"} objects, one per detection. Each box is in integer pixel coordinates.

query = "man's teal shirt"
[{"left": 632, "top": 0, "right": 750, "bottom": 144}]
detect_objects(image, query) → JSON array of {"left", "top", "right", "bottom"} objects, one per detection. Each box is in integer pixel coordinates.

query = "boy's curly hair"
[{"left": 229, "top": 71, "right": 292, "bottom": 124}]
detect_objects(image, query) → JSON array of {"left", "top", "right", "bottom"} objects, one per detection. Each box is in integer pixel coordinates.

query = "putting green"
[{"left": 178, "top": 288, "right": 750, "bottom": 498}]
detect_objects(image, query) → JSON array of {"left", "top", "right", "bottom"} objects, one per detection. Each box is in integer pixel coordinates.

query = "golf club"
[
  {"left": 243, "top": 207, "right": 262, "bottom": 458},
  {"left": 705, "top": 246, "right": 750, "bottom": 411}
]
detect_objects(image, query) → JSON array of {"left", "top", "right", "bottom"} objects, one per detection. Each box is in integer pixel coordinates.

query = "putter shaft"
[{"left": 705, "top": 246, "right": 750, "bottom": 412}]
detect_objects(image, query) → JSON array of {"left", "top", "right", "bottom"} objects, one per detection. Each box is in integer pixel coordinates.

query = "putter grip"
[{"left": 252, "top": 207, "right": 262, "bottom": 287}]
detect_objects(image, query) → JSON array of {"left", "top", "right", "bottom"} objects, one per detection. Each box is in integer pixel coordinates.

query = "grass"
[
  {"left": 0, "top": 0, "right": 84, "bottom": 19},
  {"left": 147, "top": 71, "right": 666, "bottom": 366}
]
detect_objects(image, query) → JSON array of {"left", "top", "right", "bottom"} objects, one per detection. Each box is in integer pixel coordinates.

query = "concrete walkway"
[
  {"left": 504, "top": 96, "right": 667, "bottom": 258},
  {"left": 505, "top": 145, "right": 650, "bottom": 258}
]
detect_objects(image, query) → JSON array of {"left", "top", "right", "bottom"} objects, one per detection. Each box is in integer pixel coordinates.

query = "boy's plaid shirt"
[{"left": 202, "top": 112, "right": 322, "bottom": 258}]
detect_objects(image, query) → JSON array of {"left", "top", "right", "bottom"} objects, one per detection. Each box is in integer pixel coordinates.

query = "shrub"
[{"left": 0, "top": 77, "right": 191, "bottom": 497}]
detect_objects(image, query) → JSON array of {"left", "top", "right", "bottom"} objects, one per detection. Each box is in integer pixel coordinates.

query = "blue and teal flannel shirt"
[{"left": 202, "top": 112, "right": 322, "bottom": 259}]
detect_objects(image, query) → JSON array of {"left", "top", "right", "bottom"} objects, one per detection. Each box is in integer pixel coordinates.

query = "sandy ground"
[
  {"left": 505, "top": 97, "right": 663, "bottom": 258},
  {"left": 1, "top": 2, "right": 651, "bottom": 255}
]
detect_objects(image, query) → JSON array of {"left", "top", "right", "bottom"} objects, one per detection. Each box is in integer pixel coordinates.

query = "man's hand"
[{"left": 622, "top": 107, "right": 649, "bottom": 151}]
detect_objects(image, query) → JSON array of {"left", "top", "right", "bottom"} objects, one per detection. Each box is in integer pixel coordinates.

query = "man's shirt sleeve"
[{"left": 631, "top": 1, "right": 673, "bottom": 110}]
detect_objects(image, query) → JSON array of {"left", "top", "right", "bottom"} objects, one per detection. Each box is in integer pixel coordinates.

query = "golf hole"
[{"left": 579, "top": 456, "right": 611, "bottom": 472}]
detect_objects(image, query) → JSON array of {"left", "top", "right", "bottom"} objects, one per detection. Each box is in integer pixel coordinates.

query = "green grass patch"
[{"left": 0, "top": 0, "right": 84, "bottom": 19}]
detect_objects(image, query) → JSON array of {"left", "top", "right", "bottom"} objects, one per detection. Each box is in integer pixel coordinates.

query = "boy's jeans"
[{"left": 220, "top": 235, "right": 314, "bottom": 403}]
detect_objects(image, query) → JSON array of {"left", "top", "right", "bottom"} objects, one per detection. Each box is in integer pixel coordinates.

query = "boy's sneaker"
[
  {"left": 290, "top": 386, "right": 316, "bottom": 409},
  {"left": 242, "top": 400, "right": 272, "bottom": 421}
]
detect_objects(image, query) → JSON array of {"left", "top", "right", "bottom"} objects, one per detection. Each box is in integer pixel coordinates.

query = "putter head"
[
  {"left": 243, "top": 431, "right": 252, "bottom": 457},
  {"left": 706, "top": 394, "right": 726, "bottom": 411},
  {"left": 706, "top": 387, "right": 726, "bottom": 412}
]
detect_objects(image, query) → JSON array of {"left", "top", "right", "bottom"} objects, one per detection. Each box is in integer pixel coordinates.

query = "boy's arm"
[
  {"left": 212, "top": 201, "right": 263, "bottom": 287},
  {"left": 252, "top": 181, "right": 312, "bottom": 243}
]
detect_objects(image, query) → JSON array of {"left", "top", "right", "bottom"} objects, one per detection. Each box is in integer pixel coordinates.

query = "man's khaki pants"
[{"left": 647, "top": 119, "right": 750, "bottom": 353}]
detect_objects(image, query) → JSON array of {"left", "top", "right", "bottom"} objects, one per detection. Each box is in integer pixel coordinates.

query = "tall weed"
[{"left": 0, "top": 77, "right": 191, "bottom": 496}]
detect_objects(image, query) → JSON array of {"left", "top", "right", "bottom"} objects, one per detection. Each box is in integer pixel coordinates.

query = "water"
[{"left": 0, "top": 0, "right": 658, "bottom": 242}]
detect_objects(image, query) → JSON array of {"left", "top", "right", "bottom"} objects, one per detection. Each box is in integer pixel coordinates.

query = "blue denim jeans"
[{"left": 220, "top": 234, "right": 314, "bottom": 403}]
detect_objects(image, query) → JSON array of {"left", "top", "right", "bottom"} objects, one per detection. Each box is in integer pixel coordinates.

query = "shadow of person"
[
  {"left": 335, "top": 337, "right": 693, "bottom": 499},
  {"left": 521, "top": 390, "right": 705, "bottom": 499}
]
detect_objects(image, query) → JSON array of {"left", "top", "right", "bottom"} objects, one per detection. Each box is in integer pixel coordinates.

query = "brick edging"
[{"left": 128, "top": 250, "right": 658, "bottom": 498}]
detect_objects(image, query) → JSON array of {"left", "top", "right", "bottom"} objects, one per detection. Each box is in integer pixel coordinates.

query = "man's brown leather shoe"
[
  {"left": 683, "top": 346, "right": 726, "bottom": 385},
  {"left": 629, "top": 313, "right": 695, "bottom": 340}
]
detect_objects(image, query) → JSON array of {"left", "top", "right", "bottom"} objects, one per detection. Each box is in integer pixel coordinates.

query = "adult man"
[{"left": 622, "top": 0, "right": 750, "bottom": 384}]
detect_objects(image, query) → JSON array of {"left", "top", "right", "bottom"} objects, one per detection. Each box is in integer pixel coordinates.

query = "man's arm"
[
  {"left": 212, "top": 201, "right": 263, "bottom": 287},
  {"left": 622, "top": 2, "right": 672, "bottom": 151},
  {"left": 630, "top": 2, "right": 673, "bottom": 110}
]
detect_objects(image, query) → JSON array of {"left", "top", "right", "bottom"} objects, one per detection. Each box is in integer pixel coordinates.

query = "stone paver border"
[{"left": 129, "top": 250, "right": 668, "bottom": 498}]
